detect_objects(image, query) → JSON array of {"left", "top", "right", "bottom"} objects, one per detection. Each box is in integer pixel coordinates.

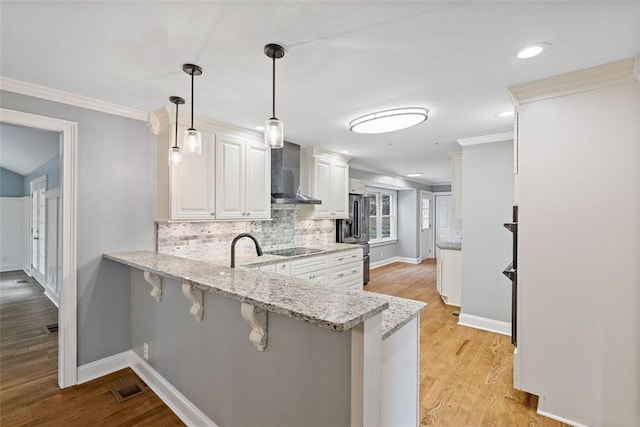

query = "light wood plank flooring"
[
  {"left": 367, "top": 260, "right": 568, "bottom": 426},
  {"left": 0, "top": 270, "right": 183, "bottom": 426}
]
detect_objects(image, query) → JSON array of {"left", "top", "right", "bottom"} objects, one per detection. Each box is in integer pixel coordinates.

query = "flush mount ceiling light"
[
  {"left": 168, "top": 96, "right": 185, "bottom": 167},
  {"left": 517, "top": 42, "right": 550, "bottom": 59},
  {"left": 182, "top": 64, "right": 203, "bottom": 155},
  {"left": 349, "top": 107, "right": 428, "bottom": 134},
  {"left": 496, "top": 111, "right": 514, "bottom": 118},
  {"left": 406, "top": 173, "right": 422, "bottom": 177},
  {"left": 264, "top": 43, "right": 285, "bottom": 149}
]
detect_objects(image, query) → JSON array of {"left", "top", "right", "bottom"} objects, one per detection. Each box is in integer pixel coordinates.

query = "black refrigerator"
[{"left": 336, "top": 194, "right": 370, "bottom": 285}]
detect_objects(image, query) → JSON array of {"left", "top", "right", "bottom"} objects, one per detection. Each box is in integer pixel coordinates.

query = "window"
[
  {"left": 367, "top": 188, "right": 397, "bottom": 243},
  {"left": 421, "top": 197, "right": 430, "bottom": 231}
]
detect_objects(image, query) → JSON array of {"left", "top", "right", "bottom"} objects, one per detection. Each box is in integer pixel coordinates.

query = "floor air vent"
[
  {"left": 42, "top": 323, "right": 59, "bottom": 334},
  {"left": 108, "top": 375, "right": 146, "bottom": 402},
  {"left": 450, "top": 311, "right": 460, "bottom": 317},
  {"left": 14, "top": 279, "right": 28, "bottom": 284}
]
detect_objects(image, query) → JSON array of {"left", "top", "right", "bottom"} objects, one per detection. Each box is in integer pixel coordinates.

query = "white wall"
[
  {"left": 517, "top": 81, "right": 639, "bottom": 426},
  {"left": 460, "top": 141, "right": 514, "bottom": 323},
  {"left": 0, "top": 197, "right": 27, "bottom": 271}
]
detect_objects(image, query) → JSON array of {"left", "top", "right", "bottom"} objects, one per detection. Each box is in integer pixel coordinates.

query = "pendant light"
[
  {"left": 264, "top": 44, "right": 285, "bottom": 149},
  {"left": 182, "top": 63, "right": 203, "bottom": 155},
  {"left": 168, "top": 96, "right": 185, "bottom": 166}
]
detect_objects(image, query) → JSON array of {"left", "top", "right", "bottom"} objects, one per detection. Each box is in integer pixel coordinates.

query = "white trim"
[
  {"left": 77, "top": 350, "right": 131, "bottom": 384},
  {"left": 0, "top": 108, "right": 78, "bottom": 388},
  {"left": 76, "top": 350, "right": 218, "bottom": 426},
  {"left": 129, "top": 352, "right": 218, "bottom": 427},
  {"left": 0, "top": 77, "right": 148, "bottom": 122},
  {"left": 43, "top": 288, "right": 59, "bottom": 308},
  {"left": 458, "top": 313, "right": 511, "bottom": 336},
  {"left": 457, "top": 132, "right": 513, "bottom": 147},
  {"left": 370, "top": 256, "right": 421, "bottom": 269},
  {"left": 509, "top": 57, "right": 638, "bottom": 105},
  {"left": 369, "top": 239, "right": 397, "bottom": 248},
  {"left": 537, "top": 397, "right": 589, "bottom": 427}
]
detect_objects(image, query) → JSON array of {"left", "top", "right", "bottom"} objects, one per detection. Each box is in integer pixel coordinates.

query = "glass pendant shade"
[
  {"left": 264, "top": 118, "right": 284, "bottom": 149},
  {"left": 183, "top": 128, "right": 202, "bottom": 154},
  {"left": 168, "top": 146, "right": 183, "bottom": 166}
]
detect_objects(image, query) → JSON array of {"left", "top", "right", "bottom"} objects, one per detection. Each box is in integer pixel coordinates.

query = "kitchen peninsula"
[{"left": 104, "top": 249, "right": 425, "bottom": 426}]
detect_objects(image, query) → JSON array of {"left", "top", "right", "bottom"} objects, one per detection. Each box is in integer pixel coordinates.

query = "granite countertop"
[
  {"left": 204, "top": 242, "right": 363, "bottom": 268},
  {"left": 104, "top": 251, "right": 388, "bottom": 333},
  {"left": 376, "top": 294, "right": 427, "bottom": 340},
  {"left": 436, "top": 242, "right": 462, "bottom": 251}
]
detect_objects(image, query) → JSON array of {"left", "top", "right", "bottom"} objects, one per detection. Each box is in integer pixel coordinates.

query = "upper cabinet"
[
  {"left": 156, "top": 108, "right": 270, "bottom": 222},
  {"left": 450, "top": 151, "right": 462, "bottom": 219},
  {"left": 300, "top": 148, "right": 350, "bottom": 219},
  {"left": 216, "top": 135, "right": 270, "bottom": 220}
]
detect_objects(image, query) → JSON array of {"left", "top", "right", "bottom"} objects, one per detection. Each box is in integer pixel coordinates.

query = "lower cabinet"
[
  {"left": 435, "top": 247, "right": 462, "bottom": 306},
  {"left": 252, "top": 249, "right": 363, "bottom": 290}
]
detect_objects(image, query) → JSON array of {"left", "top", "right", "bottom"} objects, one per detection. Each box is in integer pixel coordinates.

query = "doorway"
[
  {"left": 420, "top": 191, "right": 434, "bottom": 260},
  {"left": 1, "top": 108, "right": 78, "bottom": 388}
]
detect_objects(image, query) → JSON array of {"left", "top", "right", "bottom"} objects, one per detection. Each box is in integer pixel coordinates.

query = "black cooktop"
[{"left": 264, "top": 247, "right": 324, "bottom": 257}]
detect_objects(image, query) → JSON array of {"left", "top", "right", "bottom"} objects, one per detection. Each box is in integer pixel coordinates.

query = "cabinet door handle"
[
  {"left": 337, "top": 257, "right": 344, "bottom": 261},
  {"left": 352, "top": 269, "right": 358, "bottom": 273},
  {"left": 337, "top": 273, "right": 344, "bottom": 277}
]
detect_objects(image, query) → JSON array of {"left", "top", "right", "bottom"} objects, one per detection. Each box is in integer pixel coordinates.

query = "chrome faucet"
[{"left": 230, "top": 233, "right": 263, "bottom": 268}]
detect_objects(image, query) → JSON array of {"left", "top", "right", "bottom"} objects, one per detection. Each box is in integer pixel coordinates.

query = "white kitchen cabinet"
[
  {"left": 300, "top": 148, "right": 350, "bottom": 219},
  {"left": 348, "top": 178, "right": 366, "bottom": 195},
  {"left": 156, "top": 108, "right": 270, "bottom": 222},
  {"left": 451, "top": 151, "right": 462, "bottom": 219},
  {"left": 435, "top": 246, "right": 461, "bottom": 306},
  {"left": 216, "top": 135, "right": 270, "bottom": 220}
]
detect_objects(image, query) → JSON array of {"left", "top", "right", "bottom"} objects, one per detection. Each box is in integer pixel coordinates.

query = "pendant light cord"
[
  {"left": 174, "top": 101, "right": 179, "bottom": 148},
  {"left": 190, "top": 70, "right": 195, "bottom": 129},
  {"left": 272, "top": 56, "right": 276, "bottom": 119}
]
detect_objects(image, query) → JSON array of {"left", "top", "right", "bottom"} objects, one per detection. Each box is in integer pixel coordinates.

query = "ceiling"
[
  {"left": 0, "top": 123, "right": 59, "bottom": 176},
  {"left": 1, "top": 2, "right": 638, "bottom": 185}
]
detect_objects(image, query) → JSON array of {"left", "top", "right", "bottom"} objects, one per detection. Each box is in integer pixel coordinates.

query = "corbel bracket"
[
  {"left": 181, "top": 282, "right": 204, "bottom": 321},
  {"left": 143, "top": 271, "right": 162, "bottom": 302},
  {"left": 241, "top": 303, "right": 268, "bottom": 351}
]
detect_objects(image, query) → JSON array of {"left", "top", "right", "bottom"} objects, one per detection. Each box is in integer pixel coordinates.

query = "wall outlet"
[{"left": 143, "top": 342, "right": 149, "bottom": 360}]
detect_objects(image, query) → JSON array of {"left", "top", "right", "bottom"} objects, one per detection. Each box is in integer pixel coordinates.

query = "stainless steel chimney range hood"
[{"left": 271, "top": 141, "right": 321, "bottom": 205}]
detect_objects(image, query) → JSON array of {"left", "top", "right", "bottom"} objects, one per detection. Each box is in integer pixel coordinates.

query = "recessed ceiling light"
[
  {"left": 517, "top": 42, "right": 550, "bottom": 59},
  {"left": 406, "top": 173, "right": 422, "bottom": 177},
  {"left": 340, "top": 150, "right": 350, "bottom": 154},
  {"left": 496, "top": 111, "right": 514, "bottom": 118},
  {"left": 350, "top": 107, "right": 428, "bottom": 134},
  {"left": 255, "top": 125, "right": 265, "bottom": 131}
]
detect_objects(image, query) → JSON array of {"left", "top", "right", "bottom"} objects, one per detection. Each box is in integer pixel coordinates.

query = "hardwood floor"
[
  {"left": 0, "top": 270, "right": 183, "bottom": 426},
  {"left": 367, "top": 260, "right": 568, "bottom": 426}
]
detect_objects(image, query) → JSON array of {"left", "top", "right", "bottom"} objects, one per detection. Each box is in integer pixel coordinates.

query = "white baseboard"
[
  {"left": 77, "top": 350, "right": 131, "bottom": 384},
  {"left": 537, "top": 396, "right": 587, "bottom": 427},
  {"left": 43, "top": 287, "right": 59, "bottom": 308},
  {"left": 0, "top": 263, "right": 22, "bottom": 272},
  {"left": 458, "top": 313, "right": 511, "bottom": 336},
  {"left": 77, "top": 350, "right": 217, "bottom": 427},
  {"left": 129, "top": 352, "right": 217, "bottom": 427},
  {"left": 370, "top": 257, "right": 421, "bottom": 269}
]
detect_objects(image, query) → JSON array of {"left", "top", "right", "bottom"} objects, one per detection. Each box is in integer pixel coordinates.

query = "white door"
[
  {"left": 420, "top": 191, "right": 434, "bottom": 260},
  {"left": 30, "top": 176, "right": 47, "bottom": 284},
  {"left": 244, "top": 140, "right": 270, "bottom": 219},
  {"left": 313, "top": 158, "right": 333, "bottom": 218},
  {"left": 45, "top": 190, "right": 60, "bottom": 306},
  {"left": 435, "top": 194, "right": 453, "bottom": 245},
  {"left": 216, "top": 135, "right": 245, "bottom": 219},
  {"left": 331, "top": 161, "right": 349, "bottom": 218}
]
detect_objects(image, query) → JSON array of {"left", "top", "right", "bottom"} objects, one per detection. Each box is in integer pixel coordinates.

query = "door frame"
[
  {"left": 1, "top": 108, "right": 78, "bottom": 388},
  {"left": 419, "top": 190, "right": 435, "bottom": 261}
]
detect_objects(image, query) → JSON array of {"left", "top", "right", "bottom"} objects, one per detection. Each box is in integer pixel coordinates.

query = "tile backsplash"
[{"left": 157, "top": 208, "right": 335, "bottom": 260}]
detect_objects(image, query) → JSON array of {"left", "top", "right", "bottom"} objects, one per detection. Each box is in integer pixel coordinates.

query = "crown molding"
[
  {"left": 508, "top": 57, "right": 638, "bottom": 105},
  {"left": 0, "top": 76, "right": 149, "bottom": 122},
  {"left": 457, "top": 132, "right": 513, "bottom": 147}
]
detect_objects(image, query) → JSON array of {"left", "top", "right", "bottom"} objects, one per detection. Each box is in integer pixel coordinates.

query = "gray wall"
[
  {"left": 432, "top": 184, "right": 451, "bottom": 192},
  {"left": 129, "top": 268, "right": 352, "bottom": 426},
  {"left": 460, "top": 140, "right": 513, "bottom": 322},
  {"left": 1, "top": 90, "right": 157, "bottom": 365},
  {"left": 0, "top": 167, "right": 25, "bottom": 197},
  {"left": 23, "top": 155, "right": 60, "bottom": 194}
]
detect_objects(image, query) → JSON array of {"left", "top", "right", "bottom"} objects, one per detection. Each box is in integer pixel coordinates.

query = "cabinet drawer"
[
  {"left": 330, "top": 249, "right": 362, "bottom": 267},
  {"left": 258, "top": 264, "right": 276, "bottom": 273},
  {"left": 290, "top": 255, "right": 329, "bottom": 275},
  {"left": 331, "top": 261, "right": 362, "bottom": 282},
  {"left": 258, "top": 262, "right": 290, "bottom": 275},
  {"left": 333, "top": 275, "right": 363, "bottom": 290},
  {"left": 292, "top": 270, "right": 329, "bottom": 283}
]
